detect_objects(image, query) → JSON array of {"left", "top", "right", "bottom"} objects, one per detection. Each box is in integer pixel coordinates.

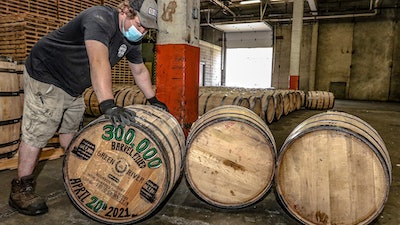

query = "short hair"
[{"left": 117, "top": 0, "right": 141, "bottom": 18}]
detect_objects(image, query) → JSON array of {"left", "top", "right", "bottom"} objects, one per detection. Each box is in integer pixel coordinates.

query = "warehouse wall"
[
  {"left": 391, "top": 20, "right": 400, "bottom": 101},
  {"left": 273, "top": 24, "right": 313, "bottom": 90},
  {"left": 315, "top": 23, "right": 353, "bottom": 98},
  {"left": 349, "top": 20, "right": 394, "bottom": 101},
  {"left": 273, "top": 9, "right": 400, "bottom": 101},
  {"left": 199, "top": 40, "right": 222, "bottom": 86}
]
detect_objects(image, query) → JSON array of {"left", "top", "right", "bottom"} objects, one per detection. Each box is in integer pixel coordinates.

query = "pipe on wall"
[
  {"left": 209, "top": 0, "right": 237, "bottom": 17},
  {"left": 267, "top": 0, "right": 381, "bottom": 22}
]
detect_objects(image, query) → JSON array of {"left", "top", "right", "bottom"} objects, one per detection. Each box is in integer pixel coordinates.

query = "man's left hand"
[{"left": 147, "top": 96, "right": 169, "bottom": 112}]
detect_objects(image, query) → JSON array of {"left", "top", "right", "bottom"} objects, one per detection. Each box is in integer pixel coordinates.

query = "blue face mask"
[{"left": 122, "top": 18, "right": 145, "bottom": 42}]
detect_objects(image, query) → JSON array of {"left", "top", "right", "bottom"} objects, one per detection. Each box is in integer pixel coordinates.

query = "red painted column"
[
  {"left": 289, "top": 75, "right": 299, "bottom": 90},
  {"left": 156, "top": 44, "right": 200, "bottom": 136},
  {"left": 155, "top": 0, "right": 200, "bottom": 136}
]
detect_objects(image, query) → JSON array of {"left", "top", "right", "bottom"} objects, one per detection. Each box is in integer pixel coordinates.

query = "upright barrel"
[
  {"left": 185, "top": 105, "right": 276, "bottom": 208},
  {"left": 0, "top": 56, "right": 21, "bottom": 158},
  {"left": 63, "top": 105, "right": 185, "bottom": 224},
  {"left": 276, "top": 111, "right": 391, "bottom": 225}
]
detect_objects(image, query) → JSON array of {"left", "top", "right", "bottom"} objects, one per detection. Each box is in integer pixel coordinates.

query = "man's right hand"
[{"left": 99, "top": 99, "right": 136, "bottom": 126}]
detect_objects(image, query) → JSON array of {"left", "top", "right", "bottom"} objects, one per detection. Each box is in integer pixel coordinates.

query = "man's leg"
[
  {"left": 59, "top": 133, "right": 75, "bottom": 150},
  {"left": 9, "top": 71, "right": 59, "bottom": 216},
  {"left": 17, "top": 141, "right": 41, "bottom": 178},
  {"left": 9, "top": 141, "right": 48, "bottom": 215}
]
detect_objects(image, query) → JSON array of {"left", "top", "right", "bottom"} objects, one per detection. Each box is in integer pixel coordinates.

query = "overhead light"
[
  {"left": 240, "top": 0, "right": 261, "bottom": 5},
  {"left": 213, "top": 22, "right": 272, "bottom": 32}
]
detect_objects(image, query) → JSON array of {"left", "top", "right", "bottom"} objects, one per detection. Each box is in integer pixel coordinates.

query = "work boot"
[{"left": 9, "top": 174, "right": 48, "bottom": 215}]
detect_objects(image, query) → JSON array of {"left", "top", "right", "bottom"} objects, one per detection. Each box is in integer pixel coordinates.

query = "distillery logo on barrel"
[{"left": 71, "top": 138, "right": 95, "bottom": 160}]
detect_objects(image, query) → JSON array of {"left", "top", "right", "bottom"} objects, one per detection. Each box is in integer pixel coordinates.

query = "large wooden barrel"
[
  {"left": 15, "top": 60, "right": 25, "bottom": 112},
  {"left": 297, "top": 90, "right": 306, "bottom": 108},
  {"left": 0, "top": 56, "right": 21, "bottom": 158},
  {"left": 83, "top": 87, "right": 121, "bottom": 117},
  {"left": 114, "top": 87, "right": 133, "bottom": 107},
  {"left": 198, "top": 92, "right": 212, "bottom": 116},
  {"left": 198, "top": 91, "right": 251, "bottom": 116},
  {"left": 114, "top": 86, "right": 147, "bottom": 107},
  {"left": 206, "top": 92, "right": 250, "bottom": 113},
  {"left": 278, "top": 90, "right": 292, "bottom": 116},
  {"left": 83, "top": 87, "right": 101, "bottom": 116},
  {"left": 259, "top": 92, "right": 275, "bottom": 124},
  {"left": 276, "top": 111, "right": 392, "bottom": 225},
  {"left": 292, "top": 91, "right": 302, "bottom": 111},
  {"left": 306, "top": 91, "right": 335, "bottom": 110},
  {"left": 185, "top": 105, "right": 276, "bottom": 208},
  {"left": 63, "top": 105, "right": 185, "bottom": 224},
  {"left": 247, "top": 95, "right": 262, "bottom": 118}
]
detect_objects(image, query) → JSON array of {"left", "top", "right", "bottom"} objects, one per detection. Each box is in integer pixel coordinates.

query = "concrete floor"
[{"left": 0, "top": 99, "right": 399, "bottom": 225}]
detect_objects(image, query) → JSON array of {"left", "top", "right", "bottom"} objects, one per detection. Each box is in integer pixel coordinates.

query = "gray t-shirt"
[{"left": 26, "top": 6, "right": 143, "bottom": 97}]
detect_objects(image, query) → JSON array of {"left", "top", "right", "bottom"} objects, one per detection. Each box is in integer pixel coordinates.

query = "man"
[{"left": 9, "top": 0, "right": 168, "bottom": 216}]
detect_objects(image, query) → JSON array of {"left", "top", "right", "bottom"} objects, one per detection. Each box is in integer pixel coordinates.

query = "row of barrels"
[
  {"left": 198, "top": 86, "right": 335, "bottom": 123},
  {"left": 198, "top": 87, "right": 303, "bottom": 123},
  {"left": 64, "top": 104, "right": 391, "bottom": 225},
  {"left": 187, "top": 106, "right": 391, "bottom": 225},
  {"left": 1, "top": 56, "right": 335, "bottom": 160},
  {"left": 83, "top": 85, "right": 336, "bottom": 123}
]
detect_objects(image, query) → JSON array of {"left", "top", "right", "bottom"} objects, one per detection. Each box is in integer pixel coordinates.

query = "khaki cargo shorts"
[{"left": 21, "top": 69, "right": 86, "bottom": 148}]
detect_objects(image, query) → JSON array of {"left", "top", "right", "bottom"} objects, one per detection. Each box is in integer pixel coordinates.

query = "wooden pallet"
[
  {"left": 58, "top": 0, "right": 102, "bottom": 23},
  {"left": 0, "top": 147, "right": 65, "bottom": 171},
  {"left": 0, "top": 0, "right": 30, "bottom": 15},
  {"left": 0, "top": 0, "right": 133, "bottom": 81},
  {"left": 0, "top": 13, "right": 61, "bottom": 60},
  {"left": 104, "top": 0, "right": 121, "bottom": 8},
  {"left": 112, "top": 58, "right": 135, "bottom": 85},
  {"left": 1, "top": 0, "right": 58, "bottom": 19}
]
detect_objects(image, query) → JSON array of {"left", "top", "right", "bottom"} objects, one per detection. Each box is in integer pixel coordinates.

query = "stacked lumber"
[
  {"left": 104, "top": 0, "right": 122, "bottom": 7},
  {"left": 0, "top": 0, "right": 134, "bottom": 83},
  {"left": 58, "top": 0, "right": 102, "bottom": 24},
  {"left": 0, "top": 13, "right": 61, "bottom": 61},
  {"left": 112, "top": 58, "right": 135, "bottom": 85},
  {"left": 0, "top": 0, "right": 58, "bottom": 18}
]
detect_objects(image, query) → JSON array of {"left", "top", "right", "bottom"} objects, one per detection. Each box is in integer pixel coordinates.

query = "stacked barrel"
[
  {"left": 0, "top": 56, "right": 22, "bottom": 158},
  {"left": 0, "top": 55, "right": 64, "bottom": 161},
  {"left": 83, "top": 85, "right": 153, "bottom": 117}
]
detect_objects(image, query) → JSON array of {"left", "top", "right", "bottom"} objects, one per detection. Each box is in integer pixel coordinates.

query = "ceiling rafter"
[{"left": 200, "top": 0, "right": 394, "bottom": 25}]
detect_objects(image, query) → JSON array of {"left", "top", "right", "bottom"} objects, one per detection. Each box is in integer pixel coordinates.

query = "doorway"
[{"left": 225, "top": 47, "right": 273, "bottom": 88}]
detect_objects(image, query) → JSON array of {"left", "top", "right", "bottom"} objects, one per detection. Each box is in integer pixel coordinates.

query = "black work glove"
[
  {"left": 99, "top": 99, "right": 136, "bottom": 126},
  {"left": 147, "top": 96, "right": 169, "bottom": 112}
]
